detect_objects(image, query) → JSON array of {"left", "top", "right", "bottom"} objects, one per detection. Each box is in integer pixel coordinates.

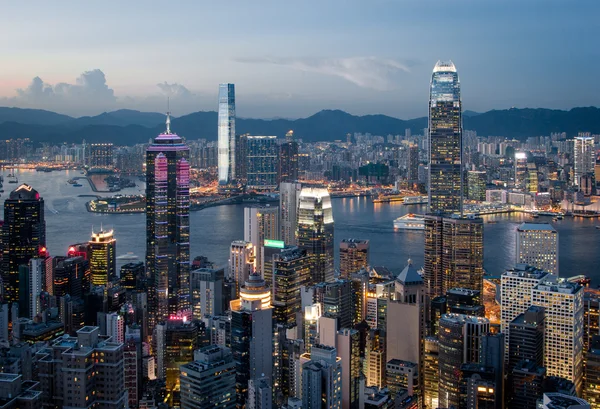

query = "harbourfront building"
[
  {"left": 88, "top": 228, "right": 116, "bottom": 286},
  {"left": 297, "top": 187, "right": 335, "bottom": 284},
  {"left": 516, "top": 222, "right": 559, "bottom": 278},
  {"left": 2, "top": 184, "right": 46, "bottom": 312},
  {"left": 145, "top": 114, "right": 190, "bottom": 324},
  {"left": 218, "top": 83, "right": 236, "bottom": 185},
  {"left": 246, "top": 136, "right": 278, "bottom": 191},
  {"left": 574, "top": 134, "right": 595, "bottom": 187},
  {"left": 428, "top": 60, "right": 462, "bottom": 214}
]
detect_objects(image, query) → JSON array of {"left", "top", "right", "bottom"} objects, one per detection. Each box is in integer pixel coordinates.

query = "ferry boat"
[
  {"left": 73, "top": 183, "right": 83, "bottom": 187},
  {"left": 566, "top": 275, "right": 591, "bottom": 286},
  {"left": 531, "top": 212, "right": 539, "bottom": 218},
  {"left": 393, "top": 214, "right": 425, "bottom": 230}
]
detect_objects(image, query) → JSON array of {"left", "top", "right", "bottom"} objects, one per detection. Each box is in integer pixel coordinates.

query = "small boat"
[
  {"left": 531, "top": 212, "right": 539, "bottom": 218},
  {"left": 487, "top": 221, "right": 498, "bottom": 224},
  {"left": 552, "top": 217, "right": 558, "bottom": 222},
  {"left": 556, "top": 215, "right": 564, "bottom": 220},
  {"left": 596, "top": 226, "right": 600, "bottom": 230},
  {"left": 67, "top": 179, "right": 76, "bottom": 184},
  {"left": 8, "top": 178, "right": 18, "bottom": 184},
  {"left": 73, "top": 183, "right": 83, "bottom": 187}
]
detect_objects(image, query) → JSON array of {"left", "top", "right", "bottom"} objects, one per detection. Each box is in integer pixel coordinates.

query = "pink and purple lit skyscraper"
[{"left": 146, "top": 114, "right": 190, "bottom": 325}]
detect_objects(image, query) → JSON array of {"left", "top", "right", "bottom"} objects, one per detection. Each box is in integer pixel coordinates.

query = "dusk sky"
[{"left": 1, "top": 0, "right": 599, "bottom": 118}]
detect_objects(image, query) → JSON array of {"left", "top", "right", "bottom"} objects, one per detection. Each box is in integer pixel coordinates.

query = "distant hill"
[{"left": 0, "top": 106, "right": 598, "bottom": 144}]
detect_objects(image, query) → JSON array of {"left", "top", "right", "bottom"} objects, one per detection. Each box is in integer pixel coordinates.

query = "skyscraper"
[
  {"left": 218, "top": 83, "right": 236, "bottom": 184},
  {"left": 574, "top": 134, "right": 595, "bottom": 187},
  {"left": 244, "top": 205, "right": 279, "bottom": 276},
  {"left": 89, "top": 228, "right": 116, "bottom": 286},
  {"left": 438, "top": 314, "right": 490, "bottom": 409},
  {"left": 407, "top": 143, "right": 419, "bottom": 183},
  {"left": 532, "top": 281, "right": 584, "bottom": 395},
  {"left": 229, "top": 240, "right": 255, "bottom": 296},
  {"left": 339, "top": 239, "right": 369, "bottom": 278},
  {"left": 279, "top": 130, "right": 299, "bottom": 184},
  {"left": 423, "top": 215, "right": 484, "bottom": 298},
  {"left": 467, "top": 170, "right": 487, "bottom": 201},
  {"left": 2, "top": 184, "right": 45, "bottom": 310},
  {"left": 279, "top": 182, "right": 302, "bottom": 246},
  {"left": 516, "top": 223, "right": 559, "bottom": 278},
  {"left": 272, "top": 246, "right": 311, "bottom": 326},
  {"left": 230, "top": 274, "right": 273, "bottom": 408},
  {"left": 145, "top": 114, "right": 190, "bottom": 324},
  {"left": 246, "top": 136, "right": 278, "bottom": 190},
  {"left": 515, "top": 152, "right": 529, "bottom": 190},
  {"left": 297, "top": 187, "right": 334, "bottom": 284},
  {"left": 428, "top": 60, "right": 462, "bottom": 214}
]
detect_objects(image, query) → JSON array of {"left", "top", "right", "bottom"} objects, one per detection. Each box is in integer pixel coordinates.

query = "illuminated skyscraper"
[
  {"left": 279, "top": 130, "right": 299, "bottom": 184},
  {"left": 297, "top": 187, "right": 334, "bottom": 284},
  {"left": 244, "top": 206, "right": 279, "bottom": 277},
  {"left": 574, "top": 134, "right": 595, "bottom": 187},
  {"left": 1, "top": 184, "right": 45, "bottom": 311},
  {"left": 423, "top": 215, "right": 484, "bottom": 298},
  {"left": 467, "top": 170, "right": 487, "bottom": 201},
  {"left": 279, "top": 182, "right": 302, "bottom": 246},
  {"left": 339, "top": 239, "right": 369, "bottom": 278},
  {"left": 246, "top": 136, "right": 278, "bottom": 190},
  {"left": 89, "top": 143, "right": 114, "bottom": 168},
  {"left": 146, "top": 114, "right": 190, "bottom": 324},
  {"left": 272, "top": 246, "right": 311, "bottom": 326},
  {"left": 515, "top": 151, "right": 529, "bottom": 190},
  {"left": 218, "top": 83, "right": 236, "bottom": 184},
  {"left": 516, "top": 222, "right": 559, "bottom": 278},
  {"left": 428, "top": 61, "right": 462, "bottom": 214},
  {"left": 89, "top": 228, "right": 116, "bottom": 286}
]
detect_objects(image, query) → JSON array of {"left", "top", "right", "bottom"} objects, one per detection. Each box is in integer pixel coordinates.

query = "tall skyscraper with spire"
[
  {"left": 423, "top": 61, "right": 484, "bottom": 300},
  {"left": 146, "top": 113, "right": 190, "bottom": 324},
  {"left": 218, "top": 83, "right": 236, "bottom": 185},
  {"left": 428, "top": 60, "right": 462, "bottom": 214}
]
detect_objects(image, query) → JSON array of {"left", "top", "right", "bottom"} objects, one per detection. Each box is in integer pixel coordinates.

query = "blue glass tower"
[
  {"left": 218, "top": 83, "right": 236, "bottom": 184},
  {"left": 428, "top": 61, "right": 462, "bottom": 214}
]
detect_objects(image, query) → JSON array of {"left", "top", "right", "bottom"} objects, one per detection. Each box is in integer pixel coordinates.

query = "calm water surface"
[{"left": 3, "top": 170, "right": 599, "bottom": 280}]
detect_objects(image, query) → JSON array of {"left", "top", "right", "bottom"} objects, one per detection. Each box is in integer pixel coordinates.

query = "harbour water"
[{"left": 3, "top": 170, "right": 599, "bottom": 280}]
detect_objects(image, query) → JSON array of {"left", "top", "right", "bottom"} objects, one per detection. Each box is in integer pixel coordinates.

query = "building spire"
[{"left": 165, "top": 97, "right": 171, "bottom": 134}]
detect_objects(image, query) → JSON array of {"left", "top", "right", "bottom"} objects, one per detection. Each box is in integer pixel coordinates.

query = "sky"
[{"left": 0, "top": 0, "right": 599, "bottom": 119}]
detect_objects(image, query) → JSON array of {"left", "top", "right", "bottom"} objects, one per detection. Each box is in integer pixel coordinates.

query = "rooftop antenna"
[{"left": 165, "top": 97, "right": 171, "bottom": 134}]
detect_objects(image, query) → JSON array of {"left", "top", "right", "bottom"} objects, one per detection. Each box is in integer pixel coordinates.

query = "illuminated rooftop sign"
[{"left": 264, "top": 239, "right": 285, "bottom": 248}]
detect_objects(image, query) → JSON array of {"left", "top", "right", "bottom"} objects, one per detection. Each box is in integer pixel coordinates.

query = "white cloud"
[{"left": 236, "top": 56, "right": 410, "bottom": 90}]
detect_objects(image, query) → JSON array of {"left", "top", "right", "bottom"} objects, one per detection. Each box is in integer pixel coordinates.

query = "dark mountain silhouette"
[{"left": 0, "top": 106, "right": 598, "bottom": 144}]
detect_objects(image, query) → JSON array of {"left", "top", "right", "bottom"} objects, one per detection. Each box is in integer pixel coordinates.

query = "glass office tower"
[
  {"left": 146, "top": 114, "right": 190, "bottom": 324},
  {"left": 428, "top": 61, "right": 462, "bottom": 214},
  {"left": 218, "top": 83, "right": 236, "bottom": 185}
]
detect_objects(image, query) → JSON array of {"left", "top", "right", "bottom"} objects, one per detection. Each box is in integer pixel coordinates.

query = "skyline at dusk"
[{"left": 1, "top": 0, "right": 599, "bottom": 118}]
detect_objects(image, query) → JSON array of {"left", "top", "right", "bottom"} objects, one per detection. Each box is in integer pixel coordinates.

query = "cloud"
[
  {"left": 236, "top": 56, "right": 410, "bottom": 90},
  {"left": 156, "top": 82, "right": 194, "bottom": 98},
  {"left": 6, "top": 69, "right": 117, "bottom": 115}
]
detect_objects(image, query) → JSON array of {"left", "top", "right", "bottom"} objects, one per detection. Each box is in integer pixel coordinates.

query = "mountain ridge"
[{"left": 0, "top": 106, "right": 598, "bottom": 144}]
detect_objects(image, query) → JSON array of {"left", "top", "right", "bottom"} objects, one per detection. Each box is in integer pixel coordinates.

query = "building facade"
[
  {"left": 218, "top": 83, "right": 236, "bottom": 184},
  {"left": 246, "top": 136, "right": 278, "bottom": 190},
  {"left": 145, "top": 115, "right": 190, "bottom": 324},
  {"left": 339, "top": 239, "right": 369, "bottom": 279},
  {"left": 516, "top": 222, "right": 559, "bottom": 278},
  {"left": 88, "top": 229, "right": 116, "bottom": 286}
]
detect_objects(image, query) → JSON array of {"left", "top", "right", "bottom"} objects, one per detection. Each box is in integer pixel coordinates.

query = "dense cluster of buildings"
[{"left": 0, "top": 61, "right": 596, "bottom": 409}]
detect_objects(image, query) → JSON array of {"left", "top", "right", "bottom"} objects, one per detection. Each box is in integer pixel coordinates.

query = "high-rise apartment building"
[
  {"left": 428, "top": 61, "right": 462, "bottom": 214},
  {"left": 279, "top": 182, "right": 302, "bottom": 246},
  {"left": 246, "top": 136, "right": 278, "bottom": 190},
  {"left": 218, "top": 83, "right": 236, "bottom": 184},
  {"left": 574, "top": 135, "right": 595, "bottom": 187},
  {"left": 230, "top": 274, "right": 273, "bottom": 407},
  {"left": 89, "top": 228, "right": 116, "bottom": 286},
  {"left": 532, "top": 281, "right": 584, "bottom": 395},
  {"left": 297, "top": 187, "right": 334, "bottom": 284},
  {"left": 35, "top": 326, "right": 127, "bottom": 408},
  {"left": 339, "top": 239, "right": 369, "bottom": 278},
  {"left": 423, "top": 215, "right": 483, "bottom": 298},
  {"left": 279, "top": 130, "right": 299, "bottom": 184},
  {"left": 244, "top": 205, "right": 279, "bottom": 277},
  {"left": 336, "top": 328, "right": 361, "bottom": 409},
  {"left": 145, "top": 114, "right": 190, "bottom": 323},
  {"left": 2, "top": 184, "right": 45, "bottom": 311},
  {"left": 423, "top": 337, "right": 440, "bottom": 409},
  {"left": 438, "top": 314, "right": 490, "bottom": 409},
  {"left": 516, "top": 222, "right": 559, "bottom": 278},
  {"left": 180, "top": 345, "right": 237, "bottom": 409},
  {"left": 584, "top": 335, "right": 600, "bottom": 408},
  {"left": 500, "top": 264, "right": 550, "bottom": 361}
]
